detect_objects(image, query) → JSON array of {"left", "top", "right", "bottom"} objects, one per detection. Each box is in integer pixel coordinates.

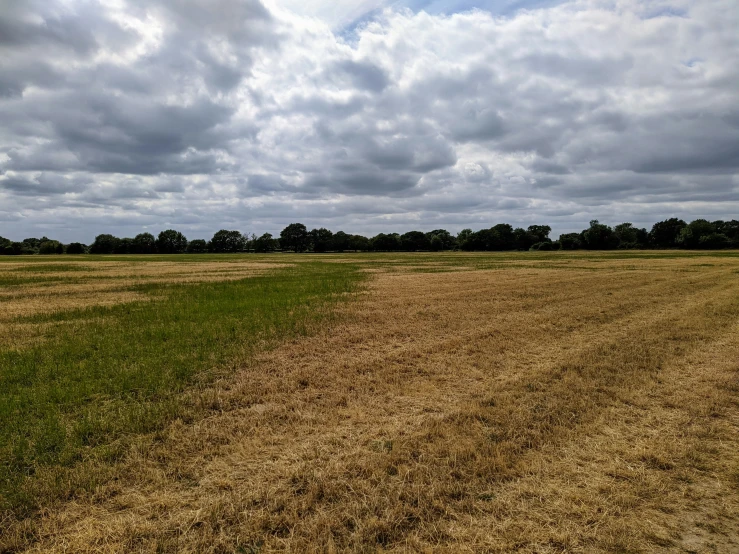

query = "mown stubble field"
[{"left": 1, "top": 252, "right": 738, "bottom": 553}]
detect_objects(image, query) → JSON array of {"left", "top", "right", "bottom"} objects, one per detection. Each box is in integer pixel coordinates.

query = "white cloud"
[
  {"left": 266, "top": 0, "right": 391, "bottom": 28},
  {"left": 0, "top": 0, "right": 738, "bottom": 241}
]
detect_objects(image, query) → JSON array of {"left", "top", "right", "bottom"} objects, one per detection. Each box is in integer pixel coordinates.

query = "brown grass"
[{"left": 4, "top": 255, "right": 739, "bottom": 553}]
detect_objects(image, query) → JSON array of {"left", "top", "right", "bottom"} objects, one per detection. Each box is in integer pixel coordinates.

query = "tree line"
[{"left": 1, "top": 218, "right": 738, "bottom": 255}]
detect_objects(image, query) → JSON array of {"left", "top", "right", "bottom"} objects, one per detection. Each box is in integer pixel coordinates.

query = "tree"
[
  {"left": 400, "top": 231, "right": 430, "bottom": 251},
  {"left": 559, "top": 233, "right": 582, "bottom": 250},
  {"left": 698, "top": 233, "right": 730, "bottom": 249},
  {"left": 457, "top": 229, "right": 474, "bottom": 251},
  {"left": 614, "top": 223, "right": 647, "bottom": 249},
  {"left": 245, "top": 233, "right": 258, "bottom": 252},
  {"left": 459, "top": 227, "right": 506, "bottom": 251},
  {"left": 426, "top": 229, "right": 457, "bottom": 251},
  {"left": 513, "top": 227, "right": 538, "bottom": 251},
  {"left": 22, "top": 238, "right": 41, "bottom": 254},
  {"left": 465, "top": 228, "right": 497, "bottom": 251},
  {"left": 309, "top": 228, "right": 334, "bottom": 253},
  {"left": 429, "top": 235, "right": 443, "bottom": 252},
  {"left": 348, "top": 234, "right": 371, "bottom": 251},
  {"left": 208, "top": 230, "right": 245, "bottom": 253},
  {"left": 332, "top": 231, "right": 351, "bottom": 252},
  {"left": 39, "top": 240, "right": 64, "bottom": 254},
  {"left": 527, "top": 225, "right": 552, "bottom": 243},
  {"left": 677, "top": 219, "right": 715, "bottom": 249},
  {"left": 133, "top": 232, "right": 157, "bottom": 254},
  {"left": 157, "top": 229, "right": 188, "bottom": 254},
  {"left": 722, "top": 220, "right": 739, "bottom": 247},
  {"left": 649, "top": 218, "right": 686, "bottom": 248},
  {"left": 490, "top": 224, "right": 516, "bottom": 250},
  {"left": 0, "top": 236, "right": 12, "bottom": 255},
  {"left": 714, "top": 220, "right": 739, "bottom": 246},
  {"left": 253, "top": 233, "right": 277, "bottom": 253},
  {"left": 113, "top": 238, "right": 134, "bottom": 254},
  {"left": 0, "top": 239, "right": 23, "bottom": 255},
  {"left": 89, "top": 234, "right": 120, "bottom": 254},
  {"left": 483, "top": 226, "right": 507, "bottom": 250},
  {"left": 581, "top": 220, "right": 619, "bottom": 250},
  {"left": 280, "top": 223, "right": 309, "bottom": 252},
  {"left": 371, "top": 233, "right": 401, "bottom": 251},
  {"left": 187, "top": 239, "right": 208, "bottom": 253},
  {"left": 65, "top": 242, "right": 87, "bottom": 254}
]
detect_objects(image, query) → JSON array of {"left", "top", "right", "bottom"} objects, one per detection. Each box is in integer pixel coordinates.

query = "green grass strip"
[{"left": 0, "top": 261, "right": 364, "bottom": 516}]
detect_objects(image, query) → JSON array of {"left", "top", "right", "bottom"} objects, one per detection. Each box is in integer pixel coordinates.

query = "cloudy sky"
[{"left": 1, "top": 0, "right": 737, "bottom": 242}]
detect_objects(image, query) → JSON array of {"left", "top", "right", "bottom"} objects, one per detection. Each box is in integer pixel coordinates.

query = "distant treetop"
[{"left": 2, "top": 217, "right": 737, "bottom": 255}]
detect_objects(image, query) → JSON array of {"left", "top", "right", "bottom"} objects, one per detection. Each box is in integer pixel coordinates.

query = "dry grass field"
[{"left": 1, "top": 252, "right": 739, "bottom": 553}]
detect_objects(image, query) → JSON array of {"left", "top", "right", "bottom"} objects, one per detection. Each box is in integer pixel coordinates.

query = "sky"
[{"left": 0, "top": 0, "right": 738, "bottom": 242}]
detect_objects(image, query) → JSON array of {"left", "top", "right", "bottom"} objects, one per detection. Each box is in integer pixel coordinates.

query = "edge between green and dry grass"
[{"left": 0, "top": 260, "right": 366, "bottom": 523}]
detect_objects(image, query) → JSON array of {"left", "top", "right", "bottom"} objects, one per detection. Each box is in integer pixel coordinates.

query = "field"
[{"left": 1, "top": 252, "right": 738, "bottom": 553}]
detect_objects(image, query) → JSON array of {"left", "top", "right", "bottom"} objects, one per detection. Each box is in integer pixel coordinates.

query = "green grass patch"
[
  {"left": 0, "top": 275, "right": 80, "bottom": 287},
  {"left": 11, "top": 264, "right": 95, "bottom": 273},
  {"left": 0, "top": 261, "right": 364, "bottom": 517}
]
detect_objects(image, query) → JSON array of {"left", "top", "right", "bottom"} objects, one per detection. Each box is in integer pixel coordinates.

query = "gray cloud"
[
  {"left": 0, "top": 174, "right": 87, "bottom": 196},
  {"left": 0, "top": 0, "right": 738, "bottom": 242},
  {"left": 334, "top": 60, "right": 390, "bottom": 92}
]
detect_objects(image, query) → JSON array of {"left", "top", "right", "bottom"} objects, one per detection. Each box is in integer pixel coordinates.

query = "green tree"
[
  {"left": 527, "top": 225, "right": 552, "bottom": 243},
  {"left": 489, "top": 224, "right": 515, "bottom": 250},
  {"left": 156, "top": 230, "right": 188, "bottom": 254},
  {"left": 719, "top": 220, "right": 739, "bottom": 247},
  {"left": 208, "top": 230, "right": 245, "bottom": 253},
  {"left": 704, "top": 219, "right": 739, "bottom": 248},
  {"left": 332, "top": 231, "right": 353, "bottom": 252},
  {"left": 513, "top": 227, "right": 538, "bottom": 251},
  {"left": 677, "top": 219, "right": 715, "bottom": 249},
  {"left": 348, "top": 234, "right": 370, "bottom": 251},
  {"left": 244, "top": 233, "right": 258, "bottom": 252},
  {"left": 253, "top": 233, "right": 277, "bottom": 253},
  {"left": 0, "top": 236, "right": 13, "bottom": 255},
  {"left": 39, "top": 240, "right": 64, "bottom": 254},
  {"left": 581, "top": 220, "right": 619, "bottom": 250},
  {"left": 371, "top": 233, "right": 401, "bottom": 251},
  {"left": 465, "top": 228, "right": 497, "bottom": 251},
  {"left": 698, "top": 233, "right": 730, "bottom": 249},
  {"left": 614, "top": 223, "right": 645, "bottom": 248},
  {"left": 279, "top": 223, "right": 309, "bottom": 252},
  {"left": 1, "top": 240, "right": 23, "bottom": 255},
  {"left": 309, "top": 228, "right": 334, "bottom": 252},
  {"left": 65, "top": 243, "right": 87, "bottom": 254},
  {"left": 400, "top": 231, "right": 430, "bottom": 251},
  {"left": 558, "top": 233, "right": 582, "bottom": 250},
  {"left": 457, "top": 229, "right": 474, "bottom": 251},
  {"left": 649, "top": 218, "right": 686, "bottom": 248},
  {"left": 187, "top": 239, "right": 208, "bottom": 253},
  {"left": 89, "top": 234, "right": 120, "bottom": 254},
  {"left": 113, "top": 238, "right": 134, "bottom": 254},
  {"left": 713, "top": 220, "right": 739, "bottom": 245},
  {"left": 22, "top": 238, "right": 41, "bottom": 253},
  {"left": 426, "top": 229, "right": 457, "bottom": 251},
  {"left": 133, "top": 232, "right": 157, "bottom": 254}
]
